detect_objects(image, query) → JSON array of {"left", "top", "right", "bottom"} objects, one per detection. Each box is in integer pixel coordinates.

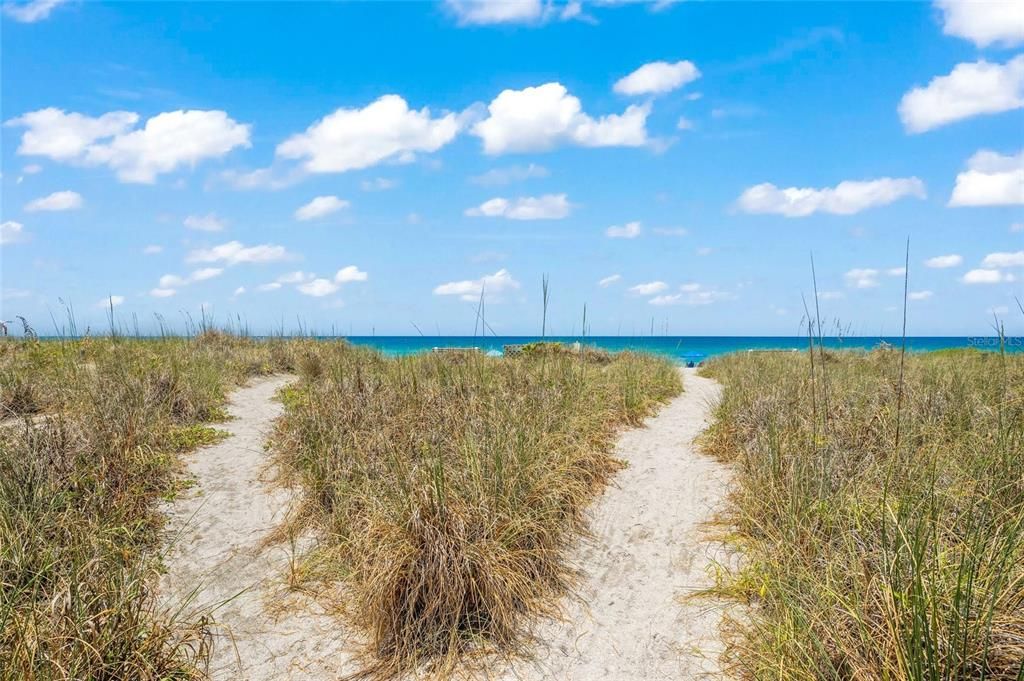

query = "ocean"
[{"left": 332, "top": 336, "right": 1022, "bottom": 364}]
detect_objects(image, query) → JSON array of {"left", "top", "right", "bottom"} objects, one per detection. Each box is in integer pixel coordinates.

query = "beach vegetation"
[
  {"left": 271, "top": 343, "right": 681, "bottom": 675},
  {"left": 700, "top": 347, "right": 1024, "bottom": 679},
  {"left": 0, "top": 334, "right": 300, "bottom": 680}
]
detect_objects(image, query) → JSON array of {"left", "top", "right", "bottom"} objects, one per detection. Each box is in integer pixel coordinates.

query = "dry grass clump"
[
  {"left": 517, "top": 341, "right": 613, "bottom": 364},
  {"left": 0, "top": 335, "right": 302, "bottom": 680},
  {"left": 700, "top": 348, "right": 1023, "bottom": 680},
  {"left": 272, "top": 345, "right": 680, "bottom": 675}
]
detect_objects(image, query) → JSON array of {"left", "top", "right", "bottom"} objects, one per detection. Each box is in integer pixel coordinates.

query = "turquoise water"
[{"left": 332, "top": 336, "right": 1021, "bottom": 364}]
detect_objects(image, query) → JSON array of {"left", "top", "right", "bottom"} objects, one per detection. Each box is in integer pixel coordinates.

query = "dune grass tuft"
[
  {"left": 700, "top": 348, "right": 1023, "bottom": 680},
  {"left": 272, "top": 344, "right": 681, "bottom": 675}
]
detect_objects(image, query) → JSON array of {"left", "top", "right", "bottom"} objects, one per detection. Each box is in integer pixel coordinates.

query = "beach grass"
[
  {"left": 11, "top": 326, "right": 1017, "bottom": 679},
  {"left": 0, "top": 333, "right": 300, "bottom": 680},
  {"left": 1, "top": 334, "right": 679, "bottom": 678},
  {"left": 700, "top": 347, "right": 1024, "bottom": 679},
  {"left": 271, "top": 342, "right": 681, "bottom": 675}
]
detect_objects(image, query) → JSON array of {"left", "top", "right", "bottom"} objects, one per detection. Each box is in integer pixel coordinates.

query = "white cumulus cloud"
[
  {"left": 982, "top": 251, "right": 1024, "bottom": 267},
  {"left": 649, "top": 283, "right": 730, "bottom": 306},
  {"left": 297, "top": 278, "right": 340, "bottom": 297},
  {"left": 925, "top": 254, "right": 963, "bottom": 268},
  {"left": 599, "top": 274, "right": 622, "bottom": 287},
  {"left": 186, "top": 240, "right": 291, "bottom": 265},
  {"left": 465, "top": 193, "right": 570, "bottom": 219},
  {"left": 949, "top": 149, "right": 1024, "bottom": 206},
  {"left": 845, "top": 268, "right": 880, "bottom": 289},
  {"left": 472, "top": 83, "right": 650, "bottom": 154},
  {"left": 150, "top": 267, "right": 223, "bottom": 297},
  {"left": 737, "top": 177, "right": 925, "bottom": 217},
  {"left": 277, "top": 95, "right": 460, "bottom": 174},
  {"left": 606, "top": 221, "right": 641, "bottom": 238},
  {"left": 157, "top": 274, "right": 187, "bottom": 288},
  {"left": 936, "top": 0, "right": 1024, "bottom": 48},
  {"left": 909, "top": 290, "right": 934, "bottom": 301},
  {"left": 335, "top": 265, "right": 368, "bottom": 283},
  {"left": 189, "top": 267, "right": 223, "bottom": 282},
  {"left": 963, "top": 268, "right": 1016, "bottom": 284},
  {"left": 295, "top": 195, "right": 350, "bottom": 221},
  {"left": 3, "top": 0, "right": 67, "bottom": 23},
  {"left": 262, "top": 266, "right": 366, "bottom": 296},
  {"left": 89, "top": 110, "right": 250, "bottom": 183},
  {"left": 898, "top": 56, "right": 1024, "bottom": 133},
  {"left": 433, "top": 268, "right": 521, "bottom": 301},
  {"left": 613, "top": 60, "right": 700, "bottom": 96},
  {"left": 445, "top": 0, "right": 543, "bottom": 25},
  {"left": 444, "top": 0, "right": 582, "bottom": 25},
  {"left": 7, "top": 107, "right": 251, "bottom": 183},
  {"left": 157, "top": 268, "right": 223, "bottom": 289},
  {"left": 1, "top": 221, "right": 26, "bottom": 245},
  {"left": 258, "top": 271, "right": 311, "bottom": 291},
  {"left": 6, "top": 108, "right": 138, "bottom": 161},
  {"left": 24, "top": 190, "right": 82, "bottom": 212},
  {"left": 629, "top": 281, "right": 668, "bottom": 295}
]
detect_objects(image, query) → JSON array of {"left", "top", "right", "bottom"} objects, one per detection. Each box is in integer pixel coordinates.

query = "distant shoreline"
[
  {"left": 19, "top": 334, "right": 1024, "bottom": 362},
  {"left": 340, "top": 335, "right": 1024, "bottom": 361}
]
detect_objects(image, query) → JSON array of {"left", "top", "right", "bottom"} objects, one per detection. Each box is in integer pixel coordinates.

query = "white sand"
[
  {"left": 160, "top": 369, "right": 734, "bottom": 680},
  {"left": 499, "top": 368, "right": 736, "bottom": 680},
  {"left": 159, "top": 375, "right": 358, "bottom": 680}
]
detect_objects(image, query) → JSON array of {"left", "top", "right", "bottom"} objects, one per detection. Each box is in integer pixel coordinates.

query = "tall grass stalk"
[{"left": 541, "top": 274, "right": 550, "bottom": 338}]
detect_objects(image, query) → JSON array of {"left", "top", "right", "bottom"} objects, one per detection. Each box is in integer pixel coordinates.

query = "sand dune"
[{"left": 160, "top": 368, "right": 733, "bottom": 680}]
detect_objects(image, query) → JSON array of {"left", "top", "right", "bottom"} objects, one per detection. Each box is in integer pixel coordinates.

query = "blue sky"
[{"left": 1, "top": 0, "right": 1022, "bottom": 336}]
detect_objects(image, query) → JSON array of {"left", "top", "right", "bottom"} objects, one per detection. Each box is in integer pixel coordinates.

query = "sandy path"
[
  {"left": 159, "top": 375, "right": 358, "bottom": 680},
  {"left": 159, "top": 370, "right": 733, "bottom": 680},
  {"left": 500, "top": 368, "right": 734, "bottom": 681}
]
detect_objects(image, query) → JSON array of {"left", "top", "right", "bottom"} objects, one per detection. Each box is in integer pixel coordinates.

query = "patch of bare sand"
[
  {"left": 159, "top": 375, "right": 360, "bottom": 680},
  {"left": 498, "top": 368, "right": 737, "bottom": 681}
]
